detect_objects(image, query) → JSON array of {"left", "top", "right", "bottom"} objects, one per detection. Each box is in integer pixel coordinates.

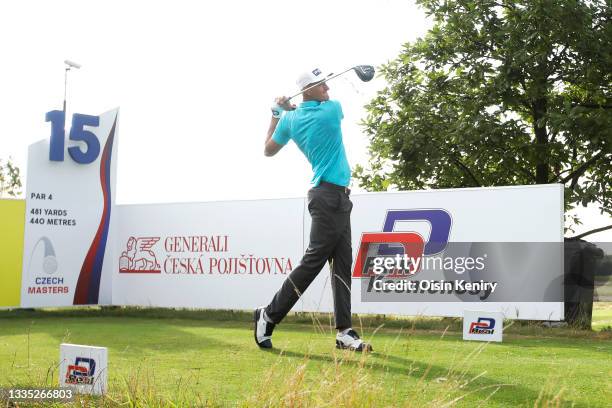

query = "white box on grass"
[
  {"left": 463, "top": 310, "right": 504, "bottom": 342},
  {"left": 59, "top": 343, "right": 108, "bottom": 395}
]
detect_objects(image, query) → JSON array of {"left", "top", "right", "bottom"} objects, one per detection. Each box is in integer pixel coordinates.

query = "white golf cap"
[{"left": 296, "top": 67, "right": 332, "bottom": 90}]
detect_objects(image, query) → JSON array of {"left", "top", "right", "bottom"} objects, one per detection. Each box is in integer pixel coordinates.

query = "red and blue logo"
[
  {"left": 469, "top": 317, "right": 496, "bottom": 335},
  {"left": 65, "top": 357, "right": 96, "bottom": 385},
  {"left": 352, "top": 209, "right": 452, "bottom": 277}
]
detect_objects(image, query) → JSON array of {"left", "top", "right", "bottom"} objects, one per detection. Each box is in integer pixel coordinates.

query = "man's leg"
[
  {"left": 330, "top": 222, "right": 352, "bottom": 330},
  {"left": 265, "top": 189, "right": 344, "bottom": 323},
  {"left": 328, "top": 195, "right": 371, "bottom": 351},
  {"left": 330, "top": 195, "right": 353, "bottom": 330}
]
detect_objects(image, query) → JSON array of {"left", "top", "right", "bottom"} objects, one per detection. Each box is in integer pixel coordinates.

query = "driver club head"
[{"left": 353, "top": 65, "right": 375, "bottom": 82}]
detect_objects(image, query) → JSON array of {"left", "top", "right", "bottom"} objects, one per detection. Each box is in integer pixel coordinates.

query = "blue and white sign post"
[{"left": 20, "top": 108, "right": 119, "bottom": 307}]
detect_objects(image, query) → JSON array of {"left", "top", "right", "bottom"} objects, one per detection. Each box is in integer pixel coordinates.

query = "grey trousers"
[{"left": 265, "top": 184, "right": 353, "bottom": 329}]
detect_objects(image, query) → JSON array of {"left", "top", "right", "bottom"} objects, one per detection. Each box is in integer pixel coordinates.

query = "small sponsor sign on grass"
[
  {"left": 463, "top": 310, "right": 504, "bottom": 342},
  {"left": 59, "top": 344, "right": 107, "bottom": 395}
]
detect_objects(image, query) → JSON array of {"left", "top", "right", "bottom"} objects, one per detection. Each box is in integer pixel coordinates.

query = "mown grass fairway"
[{"left": 1, "top": 306, "right": 610, "bottom": 407}]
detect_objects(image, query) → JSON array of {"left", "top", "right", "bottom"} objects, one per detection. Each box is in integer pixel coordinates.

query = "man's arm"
[
  {"left": 264, "top": 117, "right": 283, "bottom": 157},
  {"left": 264, "top": 96, "right": 295, "bottom": 157}
]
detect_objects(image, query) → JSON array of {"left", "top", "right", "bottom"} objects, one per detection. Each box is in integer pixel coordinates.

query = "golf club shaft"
[{"left": 287, "top": 67, "right": 354, "bottom": 101}]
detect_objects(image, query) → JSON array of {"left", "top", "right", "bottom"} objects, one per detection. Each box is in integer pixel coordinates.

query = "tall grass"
[
  {"left": 1, "top": 330, "right": 572, "bottom": 407},
  {"left": 1, "top": 306, "right": 610, "bottom": 407}
]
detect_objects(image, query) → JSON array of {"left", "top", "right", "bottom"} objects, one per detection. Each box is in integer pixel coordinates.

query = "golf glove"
[{"left": 271, "top": 104, "right": 284, "bottom": 119}]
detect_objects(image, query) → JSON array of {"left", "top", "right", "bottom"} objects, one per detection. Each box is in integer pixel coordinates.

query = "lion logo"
[{"left": 119, "top": 237, "right": 161, "bottom": 273}]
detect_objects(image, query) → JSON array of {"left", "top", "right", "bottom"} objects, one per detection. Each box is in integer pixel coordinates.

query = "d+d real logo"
[
  {"left": 352, "top": 209, "right": 452, "bottom": 278},
  {"left": 119, "top": 237, "right": 161, "bottom": 273},
  {"left": 66, "top": 357, "right": 96, "bottom": 385},
  {"left": 469, "top": 317, "right": 496, "bottom": 335}
]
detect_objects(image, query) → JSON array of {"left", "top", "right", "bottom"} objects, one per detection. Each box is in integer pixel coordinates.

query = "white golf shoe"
[
  {"left": 336, "top": 329, "right": 373, "bottom": 352},
  {"left": 254, "top": 307, "right": 275, "bottom": 349}
]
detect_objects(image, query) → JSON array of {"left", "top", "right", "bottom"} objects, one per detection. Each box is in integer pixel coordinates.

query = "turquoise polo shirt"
[{"left": 272, "top": 100, "right": 350, "bottom": 187}]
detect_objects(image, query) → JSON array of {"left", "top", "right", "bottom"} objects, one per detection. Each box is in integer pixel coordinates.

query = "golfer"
[{"left": 254, "top": 67, "right": 372, "bottom": 352}]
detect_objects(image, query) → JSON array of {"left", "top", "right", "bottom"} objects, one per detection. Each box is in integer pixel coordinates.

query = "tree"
[
  {"left": 0, "top": 157, "right": 22, "bottom": 198},
  {"left": 356, "top": 0, "right": 611, "bottom": 237}
]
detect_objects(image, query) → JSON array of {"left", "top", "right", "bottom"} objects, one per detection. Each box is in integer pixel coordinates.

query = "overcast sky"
[{"left": 1, "top": 0, "right": 609, "bottom": 240}]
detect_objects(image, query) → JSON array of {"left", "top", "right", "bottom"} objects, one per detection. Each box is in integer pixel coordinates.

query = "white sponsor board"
[
  {"left": 463, "top": 310, "right": 504, "bottom": 342},
  {"left": 20, "top": 109, "right": 119, "bottom": 307},
  {"left": 59, "top": 344, "right": 108, "bottom": 395},
  {"left": 112, "top": 199, "right": 304, "bottom": 309},
  {"left": 112, "top": 184, "right": 564, "bottom": 320},
  {"left": 347, "top": 184, "right": 564, "bottom": 320}
]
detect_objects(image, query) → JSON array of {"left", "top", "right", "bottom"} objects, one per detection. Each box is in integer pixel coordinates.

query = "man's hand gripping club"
[{"left": 271, "top": 96, "right": 296, "bottom": 118}]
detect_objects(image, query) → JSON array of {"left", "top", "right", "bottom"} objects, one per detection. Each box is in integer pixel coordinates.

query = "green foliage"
[
  {"left": 0, "top": 157, "right": 22, "bottom": 198},
  {"left": 356, "top": 0, "right": 611, "bottom": 226}
]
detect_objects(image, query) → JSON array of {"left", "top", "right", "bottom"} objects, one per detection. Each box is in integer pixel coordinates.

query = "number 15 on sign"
[{"left": 46, "top": 110, "right": 100, "bottom": 164}]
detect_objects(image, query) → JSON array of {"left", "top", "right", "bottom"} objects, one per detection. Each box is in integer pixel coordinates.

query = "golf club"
[{"left": 288, "top": 65, "right": 375, "bottom": 101}]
